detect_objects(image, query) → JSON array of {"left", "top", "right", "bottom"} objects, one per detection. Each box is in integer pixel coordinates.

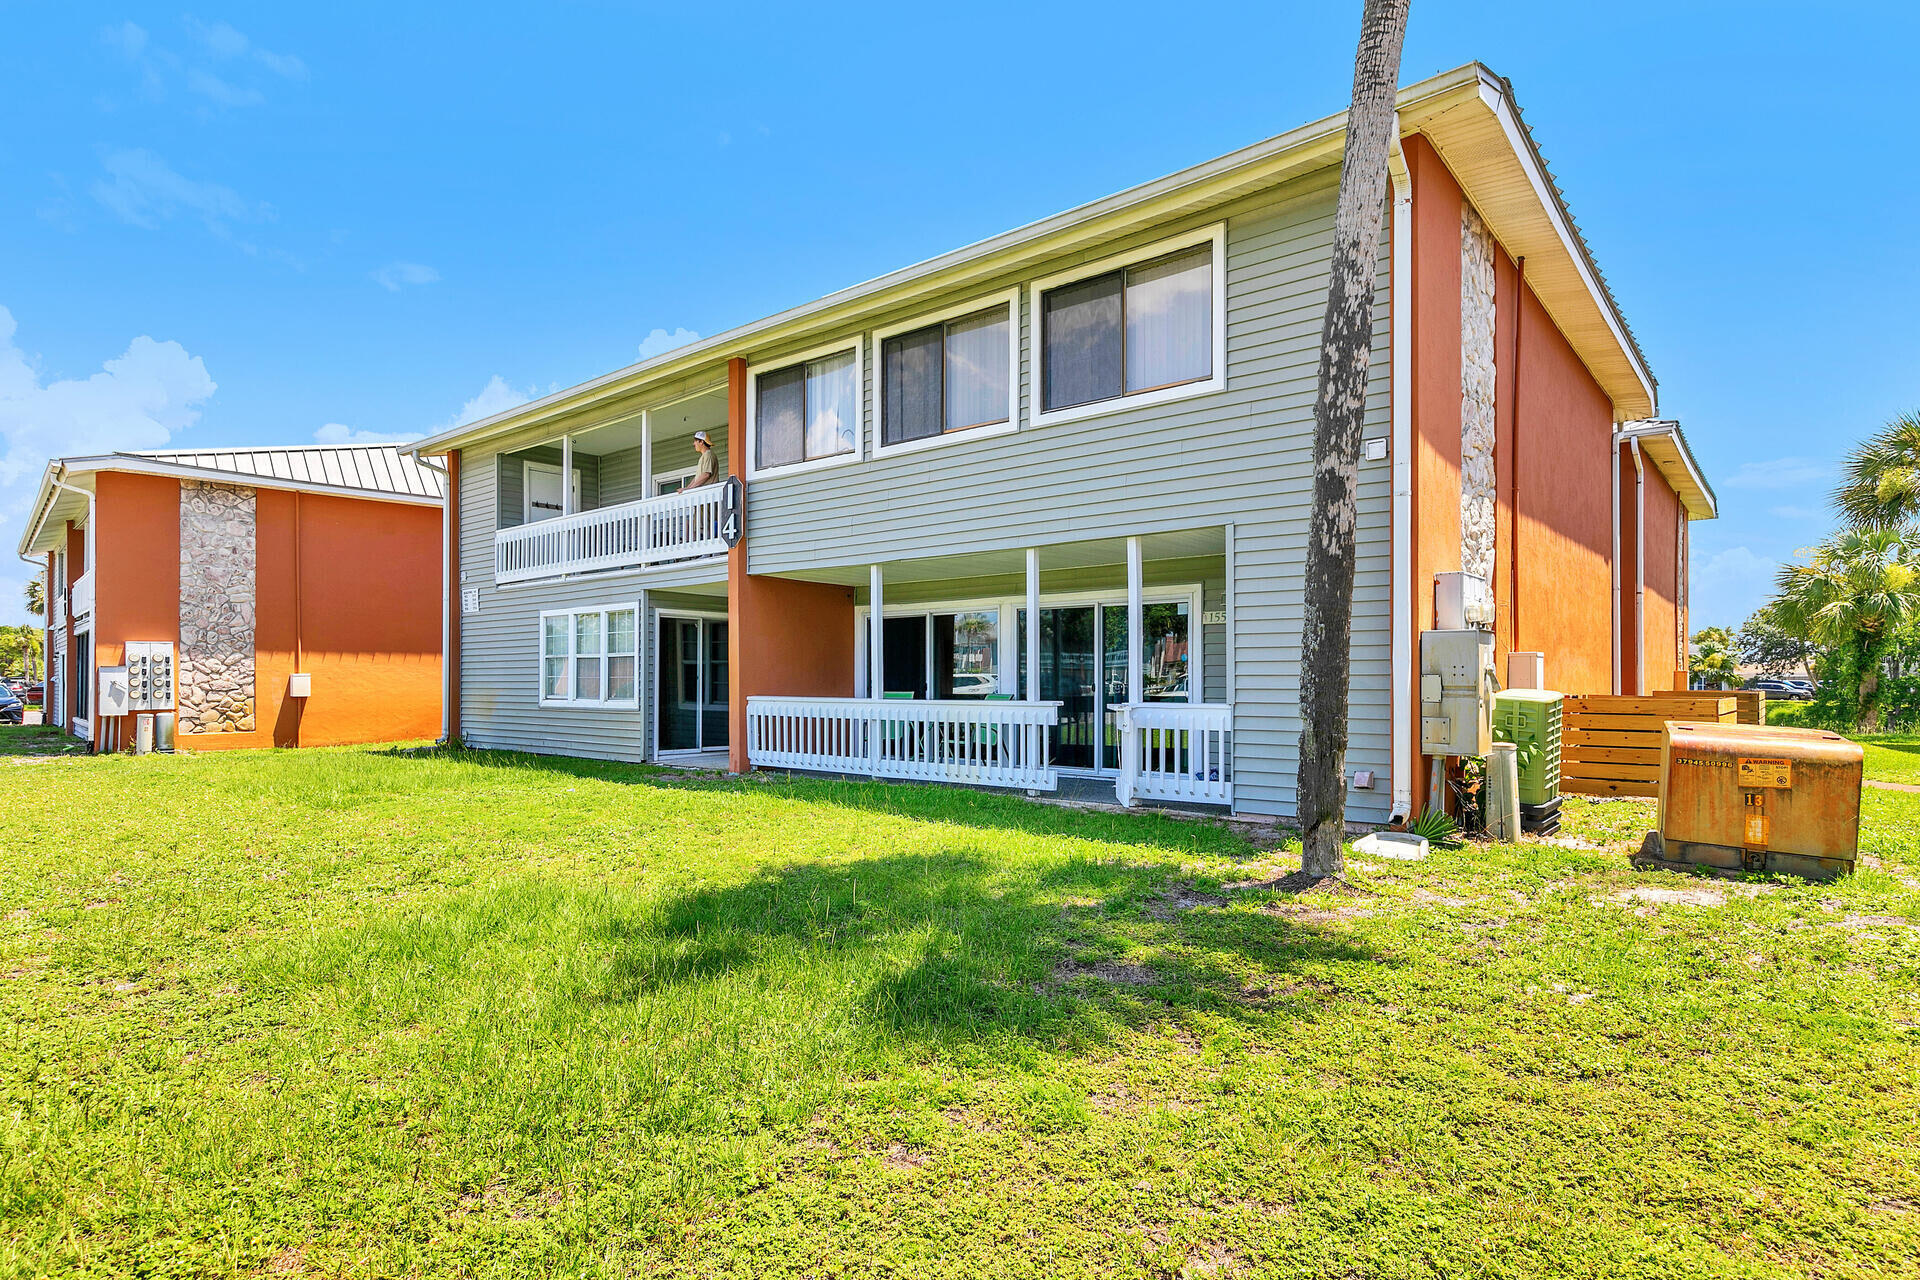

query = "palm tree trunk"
[{"left": 1295, "top": 0, "right": 1411, "bottom": 879}]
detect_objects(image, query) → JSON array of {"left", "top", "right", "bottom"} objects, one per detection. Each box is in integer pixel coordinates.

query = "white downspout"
[
  {"left": 1630, "top": 436, "right": 1646, "bottom": 697},
  {"left": 414, "top": 453, "right": 452, "bottom": 744},
  {"left": 1610, "top": 433, "right": 1621, "bottom": 695},
  {"left": 1387, "top": 127, "right": 1414, "bottom": 823}
]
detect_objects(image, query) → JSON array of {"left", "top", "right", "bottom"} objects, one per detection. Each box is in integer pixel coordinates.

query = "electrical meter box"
[
  {"left": 1492, "top": 689, "right": 1563, "bottom": 804},
  {"left": 1419, "top": 629, "right": 1496, "bottom": 757},
  {"left": 97, "top": 666, "right": 131, "bottom": 719},
  {"left": 1435, "top": 572, "right": 1495, "bottom": 631},
  {"left": 124, "top": 641, "right": 176, "bottom": 711}
]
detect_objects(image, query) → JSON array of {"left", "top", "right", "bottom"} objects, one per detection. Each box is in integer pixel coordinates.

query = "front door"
[
  {"left": 656, "top": 616, "right": 729, "bottom": 753},
  {"left": 523, "top": 461, "right": 581, "bottom": 523}
]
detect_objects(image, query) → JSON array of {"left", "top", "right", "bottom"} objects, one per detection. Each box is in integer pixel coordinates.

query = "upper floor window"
[
  {"left": 751, "top": 342, "right": 860, "bottom": 475},
  {"left": 1032, "top": 225, "right": 1225, "bottom": 425},
  {"left": 875, "top": 292, "right": 1017, "bottom": 454}
]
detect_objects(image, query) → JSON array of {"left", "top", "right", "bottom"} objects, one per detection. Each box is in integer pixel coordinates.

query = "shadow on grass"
[
  {"left": 601, "top": 849, "right": 1383, "bottom": 1046},
  {"left": 380, "top": 742, "right": 1264, "bottom": 859}
]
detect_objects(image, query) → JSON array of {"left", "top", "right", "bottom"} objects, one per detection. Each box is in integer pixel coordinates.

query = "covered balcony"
[
  {"left": 743, "top": 530, "right": 1234, "bottom": 807},
  {"left": 492, "top": 389, "right": 730, "bottom": 584}
]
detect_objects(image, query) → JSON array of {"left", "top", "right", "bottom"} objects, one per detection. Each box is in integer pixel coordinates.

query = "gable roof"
[
  {"left": 407, "top": 61, "right": 1659, "bottom": 459},
  {"left": 17, "top": 443, "right": 443, "bottom": 558}
]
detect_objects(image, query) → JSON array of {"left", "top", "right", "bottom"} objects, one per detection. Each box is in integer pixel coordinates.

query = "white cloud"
[
  {"left": 451, "top": 375, "right": 538, "bottom": 427},
  {"left": 372, "top": 261, "right": 440, "bottom": 292},
  {"left": 637, "top": 327, "right": 700, "bottom": 360},
  {"left": 184, "top": 18, "right": 308, "bottom": 80},
  {"left": 314, "top": 423, "right": 423, "bottom": 446},
  {"left": 90, "top": 148, "right": 268, "bottom": 235},
  {"left": 1690, "top": 545, "right": 1780, "bottom": 629},
  {"left": 1721, "top": 457, "right": 1830, "bottom": 491},
  {"left": 186, "top": 67, "right": 264, "bottom": 108},
  {"left": 102, "top": 20, "right": 147, "bottom": 58},
  {"left": 0, "top": 305, "right": 216, "bottom": 624}
]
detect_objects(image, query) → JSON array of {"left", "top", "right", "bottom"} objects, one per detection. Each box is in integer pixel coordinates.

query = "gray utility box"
[{"left": 1420, "top": 629, "right": 1497, "bottom": 757}]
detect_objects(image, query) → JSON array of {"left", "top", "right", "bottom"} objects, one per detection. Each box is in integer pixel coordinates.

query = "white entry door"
[{"left": 523, "top": 460, "right": 581, "bottom": 523}]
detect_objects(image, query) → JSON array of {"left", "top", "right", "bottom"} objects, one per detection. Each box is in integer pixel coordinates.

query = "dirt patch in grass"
[
  {"left": 1053, "top": 959, "right": 1162, "bottom": 987},
  {"left": 1145, "top": 886, "right": 1230, "bottom": 919}
]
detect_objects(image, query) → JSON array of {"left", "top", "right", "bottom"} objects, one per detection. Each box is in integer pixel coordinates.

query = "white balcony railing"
[
  {"left": 68, "top": 570, "right": 94, "bottom": 621},
  {"left": 747, "top": 697, "right": 1061, "bottom": 791},
  {"left": 495, "top": 485, "right": 728, "bottom": 584},
  {"left": 1115, "top": 702, "right": 1234, "bottom": 807}
]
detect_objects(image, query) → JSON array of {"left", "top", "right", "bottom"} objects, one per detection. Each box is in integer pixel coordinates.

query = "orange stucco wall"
[
  {"left": 725, "top": 357, "right": 857, "bottom": 770},
  {"left": 78, "top": 473, "right": 441, "bottom": 752},
  {"left": 1497, "top": 259, "right": 1618, "bottom": 697},
  {"left": 93, "top": 469, "right": 182, "bottom": 678},
  {"left": 1637, "top": 458, "right": 1684, "bottom": 692}
]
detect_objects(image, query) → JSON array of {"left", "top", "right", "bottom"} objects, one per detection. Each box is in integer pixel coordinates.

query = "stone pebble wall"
[
  {"left": 1459, "top": 205, "right": 1498, "bottom": 586},
  {"left": 177, "top": 481, "right": 257, "bottom": 734}
]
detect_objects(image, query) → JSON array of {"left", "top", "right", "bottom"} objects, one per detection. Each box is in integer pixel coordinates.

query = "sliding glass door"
[
  {"left": 656, "top": 615, "right": 729, "bottom": 754},
  {"left": 1019, "top": 599, "right": 1193, "bottom": 774}
]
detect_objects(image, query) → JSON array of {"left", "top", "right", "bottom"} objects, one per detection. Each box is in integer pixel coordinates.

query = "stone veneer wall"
[
  {"left": 1460, "top": 205, "right": 1498, "bottom": 585},
  {"left": 178, "top": 480, "right": 257, "bottom": 733}
]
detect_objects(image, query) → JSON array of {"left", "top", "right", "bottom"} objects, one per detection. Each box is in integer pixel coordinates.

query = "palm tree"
[
  {"left": 1766, "top": 528, "right": 1920, "bottom": 732},
  {"left": 1833, "top": 410, "right": 1920, "bottom": 529},
  {"left": 1688, "top": 626, "right": 1738, "bottom": 689},
  {"left": 24, "top": 574, "right": 43, "bottom": 618},
  {"left": 1294, "top": 0, "right": 1411, "bottom": 883}
]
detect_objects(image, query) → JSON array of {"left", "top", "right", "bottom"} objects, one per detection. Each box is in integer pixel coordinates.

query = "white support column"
[
  {"left": 560, "top": 434, "right": 575, "bottom": 517},
  {"left": 869, "top": 563, "right": 885, "bottom": 700},
  {"left": 1127, "top": 536, "right": 1144, "bottom": 706},
  {"left": 1025, "top": 547, "right": 1040, "bottom": 700},
  {"left": 639, "top": 412, "right": 652, "bottom": 498}
]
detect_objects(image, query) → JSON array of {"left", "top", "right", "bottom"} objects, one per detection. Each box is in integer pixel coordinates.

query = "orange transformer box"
[{"left": 1637, "top": 722, "right": 1864, "bottom": 881}]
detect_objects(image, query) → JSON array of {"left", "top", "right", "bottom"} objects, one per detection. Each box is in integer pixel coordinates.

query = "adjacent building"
[
  {"left": 20, "top": 444, "right": 444, "bottom": 750},
  {"left": 406, "top": 62, "right": 1715, "bottom": 823}
]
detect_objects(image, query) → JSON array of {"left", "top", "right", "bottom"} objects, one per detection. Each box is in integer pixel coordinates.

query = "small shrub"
[
  {"left": 1407, "top": 808, "right": 1464, "bottom": 849},
  {"left": 1764, "top": 701, "right": 1812, "bottom": 728}
]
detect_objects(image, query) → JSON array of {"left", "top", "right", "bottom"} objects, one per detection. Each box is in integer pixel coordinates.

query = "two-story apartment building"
[
  {"left": 20, "top": 444, "right": 444, "bottom": 750},
  {"left": 406, "top": 64, "right": 1715, "bottom": 824}
]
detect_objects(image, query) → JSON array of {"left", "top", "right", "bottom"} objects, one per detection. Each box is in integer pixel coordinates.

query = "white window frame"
[
  {"left": 870, "top": 288, "right": 1021, "bottom": 460},
  {"left": 852, "top": 583, "right": 1202, "bottom": 717},
  {"left": 653, "top": 466, "right": 698, "bottom": 496},
  {"left": 72, "top": 620, "right": 93, "bottom": 742},
  {"left": 744, "top": 338, "right": 866, "bottom": 480},
  {"left": 523, "top": 458, "right": 582, "bottom": 524},
  {"left": 537, "top": 602, "right": 640, "bottom": 709},
  {"left": 1027, "top": 223, "right": 1227, "bottom": 430}
]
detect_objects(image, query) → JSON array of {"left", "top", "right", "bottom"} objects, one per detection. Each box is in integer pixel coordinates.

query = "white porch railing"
[
  {"left": 746, "top": 697, "right": 1060, "bottom": 791},
  {"left": 1115, "top": 702, "right": 1233, "bottom": 807},
  {"left": 495, "top": 485, "right": 728, "bottom": 584},
  {"left": 68, "top": 570, "right": 93, "bottom": 621}
]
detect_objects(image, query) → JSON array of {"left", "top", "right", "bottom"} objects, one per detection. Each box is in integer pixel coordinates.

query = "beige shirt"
[{"left": 693, "top": 449, "right": 718, "bottom": 486}]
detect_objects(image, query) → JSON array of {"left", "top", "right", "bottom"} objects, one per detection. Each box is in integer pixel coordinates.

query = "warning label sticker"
[{"left": 1738, "top": 757, "right": 1793, "bottom": 789}]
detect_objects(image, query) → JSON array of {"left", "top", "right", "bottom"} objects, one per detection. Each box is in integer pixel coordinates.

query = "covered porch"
[
  {"left": 493, "top": 388, "right": 731, "bottom": 584},
  {"left": 743, "top": 530, "right": 1234, "bottom": 808}
]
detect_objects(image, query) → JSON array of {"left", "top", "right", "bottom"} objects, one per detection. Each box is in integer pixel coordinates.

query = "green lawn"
[
  {"left": 1855, "top": 735, "right": 1920, "bottom": 787},
  {"left": 2, "top": 729, "right": 1916, "bottom": 1278}
]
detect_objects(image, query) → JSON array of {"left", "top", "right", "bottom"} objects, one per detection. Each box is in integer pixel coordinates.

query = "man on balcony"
[{"left": 689, "top": 432, "right": 718, "bottom": 488}]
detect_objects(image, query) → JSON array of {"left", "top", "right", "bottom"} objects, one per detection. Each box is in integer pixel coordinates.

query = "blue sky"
[{"left": 3, "top": 2, "right": 1915, "bottom": 629}]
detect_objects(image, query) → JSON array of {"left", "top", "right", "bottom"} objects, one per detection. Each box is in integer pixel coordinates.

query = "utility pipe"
[
  {"left": 414, "top": 452, "right": 453, "bottom": 745},
  {"left": 1387, "top": 126, "right": 1414, "bottom": 823},
  {"left": 1610, "top": 435, "right": 1622, "bottom": 695},
  {"left": 1630, "top": 436, "right": 1646, "bottom": 697},
  {"left": 1508, "top": 256, "right": 1525, "bottom": 646}
]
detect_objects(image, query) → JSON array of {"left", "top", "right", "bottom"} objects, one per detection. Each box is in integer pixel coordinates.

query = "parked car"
[
  {"left": 0, "top": 689, "right": 22, "bottom": 725},
  {"left": 1749, "top": 679, "right": 1809, "bottom": 701}
]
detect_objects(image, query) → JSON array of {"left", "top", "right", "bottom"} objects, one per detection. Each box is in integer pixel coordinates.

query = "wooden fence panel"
[{"left": 1560, "top": 695, "right": 1736, "bottom": 799}]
